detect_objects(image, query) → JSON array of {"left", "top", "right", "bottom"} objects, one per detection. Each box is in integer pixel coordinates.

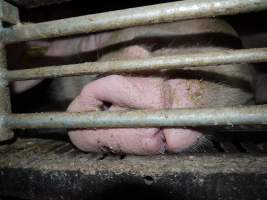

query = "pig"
[
  {"left": 65, "top": 18, "right": 255, "bottom": 155},
  {"left": 9, "top": 18, "right": 256, "bottom": 155}
]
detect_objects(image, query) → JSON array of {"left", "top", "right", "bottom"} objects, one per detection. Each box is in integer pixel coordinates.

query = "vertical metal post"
[
  {"left": 0, "top": 0, "right": 19, "bottom": 141},
  {"left": 0, "top": 24, "right": 13, "bottom": 141}
]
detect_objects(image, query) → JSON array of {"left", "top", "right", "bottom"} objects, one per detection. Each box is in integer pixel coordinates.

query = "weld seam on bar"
[
  {"left": 3, "top": 105, "right": 267, "bottom": 129},
  {"left": 6, "top": 48, "right": 267, "bottom": 81},
  {"left": 1, "top": 0, "right": 267, "bottom": 44}
]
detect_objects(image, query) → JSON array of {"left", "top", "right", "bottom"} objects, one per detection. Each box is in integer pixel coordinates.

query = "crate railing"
[{"left": 0, "top": 0, "right": 267, "bottom": 141}]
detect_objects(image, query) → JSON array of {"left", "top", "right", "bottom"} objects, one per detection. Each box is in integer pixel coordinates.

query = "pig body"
[{"left": 65, "top": 19, "right": 254, "bottom": 154}]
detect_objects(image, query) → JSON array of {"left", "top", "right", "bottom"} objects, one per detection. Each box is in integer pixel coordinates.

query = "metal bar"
[
  {"left": 2, "top": 105, "right": 267, "bottom": 129},
  {"left": 1, "top": 0, "right": 267, "bottom": 44},
  {"left": 0, "top": 0, "right": 19, "bottom": 25},
  {"left": 6, "top": 48, "right": 267, "bottom": 81},
  {"left": 0, "top": 0, "right": 17, "bottom": 141},
  {"left": 0, "top": 35, "right": 13, "bottom": 140}
]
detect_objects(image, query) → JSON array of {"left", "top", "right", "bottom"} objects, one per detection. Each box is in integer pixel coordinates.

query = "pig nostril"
[
  {"left": 143, "top": 176, "right": 154, "bottom": 185},
  {"left": 100, "top": 101, "right": 112, "bottom": 111}
]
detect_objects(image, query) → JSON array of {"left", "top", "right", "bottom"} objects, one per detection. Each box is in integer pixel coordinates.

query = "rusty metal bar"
[
  {"left": 2, "top": 105, "right": 267, "bottom": 129},
  {"left": 6, "top": 48, "right": 267, "bottom": 81},
  {"left": 1, "top": 0, "right": 267, "bottom": 44},
  {"left": 0, "top": 39, "right": 13, "bottom": 141}
]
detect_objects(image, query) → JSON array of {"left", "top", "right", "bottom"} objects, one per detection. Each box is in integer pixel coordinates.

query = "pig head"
[{"left": 66, "top": 19, "right": 255, "bottom": 155}]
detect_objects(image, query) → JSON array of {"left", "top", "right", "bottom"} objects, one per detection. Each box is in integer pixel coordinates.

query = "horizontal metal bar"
[
  {"left": 1, "top": 0, "right": 267, "bottom": 44},
  {"left": 0, "top": 0, "right": 19, "bottom": 25},
  {"left": 2, "top": 105, "right": 267, "bottom": 129},
  {"left": 6, "top": 48, "right": 267, "bottom": 81}
]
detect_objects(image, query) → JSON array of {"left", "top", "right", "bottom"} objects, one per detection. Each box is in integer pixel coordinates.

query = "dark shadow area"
[
  {"left": 0, "top": 137, "right": 17, "bottom": 146},
  {"left": 11, "top": 79, "right": 70, "bottom": 113},
  {"left": 17, "top": 0, "right": 178, "bottom": 22},
  {"left": 94, "top": 183, "right": 174, "bottom": 200},
  {"left": 0, "top": 196, "right": 26, "bottom": 200},
  {"left": 14, "top": 129, "right": 69, "bottom": 141}
]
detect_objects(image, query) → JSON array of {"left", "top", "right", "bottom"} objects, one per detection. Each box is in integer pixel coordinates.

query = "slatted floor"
[{"left": 0, "top": 131, "right": 267, "bottom": 200}]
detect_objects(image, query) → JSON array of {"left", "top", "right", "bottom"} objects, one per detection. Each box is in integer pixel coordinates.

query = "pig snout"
[
  {"left": 67, "top": 75, "right": 167, "bottom": 155},
  {"left": 67, "top": 75, "right": 203, "bottom": 154},
  {"left": 67, "top": 19, "right": 254, "bottom": 155}
]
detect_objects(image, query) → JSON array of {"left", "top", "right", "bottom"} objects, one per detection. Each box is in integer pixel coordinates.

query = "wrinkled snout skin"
[
  {"left": 67, "top": 19, "right": 255, "bottom": 155},
  {"left": 68, "top": 74, "right": 204, "bottom": 154}
]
